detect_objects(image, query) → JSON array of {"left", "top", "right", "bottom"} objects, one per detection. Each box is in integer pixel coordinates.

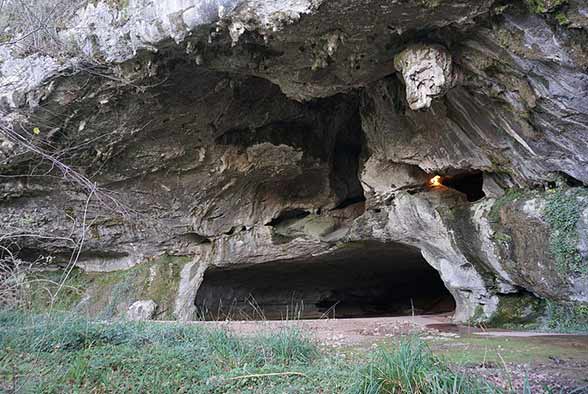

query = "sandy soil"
[{"left": 191, "top": 314, "right": 455, "bottom": 346}]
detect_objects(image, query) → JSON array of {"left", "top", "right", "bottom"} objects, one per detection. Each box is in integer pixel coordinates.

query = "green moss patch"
[
  {"left": 543, "top": 188, "right": 588, "bottom": 276},
  {"left": 525, "top": 0, "right": 567, "bottom": 14},
  {"left": 26, "top": 268, "right": 91, "bottom": 312},
  {"left": 489, "top": 185, "right": 587, "bottom": 277},
  {"left": 27, "top": 255, "right": 190, "bottom": 320},
  {"left": 544, "top": 300, "right": 588, "bottom": 333},
  {"left": 487, "top": 293, "right": 545, "bottom": 329},
  {"left": 488, "top": 189, "right": 528, "bottom": 224},
  {"left": 85, "top": 254, "right": 190, "bottom": 320}
]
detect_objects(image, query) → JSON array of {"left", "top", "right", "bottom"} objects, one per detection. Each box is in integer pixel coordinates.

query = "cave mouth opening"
[{"left": 194, "top": 241, "right": 456, "bottom": 320}]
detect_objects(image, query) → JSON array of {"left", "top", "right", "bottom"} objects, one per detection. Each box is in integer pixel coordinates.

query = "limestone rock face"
[
  {"left": 1, "top": 0, "right": 588, "bottom": 323},
  {"left": 128, "top": 300, "right": 158, "bottom": 321}
]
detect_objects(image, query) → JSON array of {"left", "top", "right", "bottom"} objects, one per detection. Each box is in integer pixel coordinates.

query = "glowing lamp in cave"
[{"left": 429, "top": 175, "right": 443, "bottom": 187}]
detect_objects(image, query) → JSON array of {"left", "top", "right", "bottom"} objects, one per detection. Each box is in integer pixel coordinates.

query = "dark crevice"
[
  {"left": 194, "top": 241, "right": 456, "bottom": 320},
  {"left": 332, "top": 194, "right": 366, "bottom": 210},
  {"left": 181, "top": 232, "right": 211, "bottom": 244},
  {"left": 331, "top": 100, "right": 365, "bottom": 209},
  {"left": 556, "top": 172, "right": 584, "bottom": 187},
  {"left": 442, "top": 171, "right": 485, "bottom": 202},
  {"left": 266, "top": 209, "right": 310, "bottom": 226},
  {"left": 215, "top": 121, "right": 325, "bottom": 159}
]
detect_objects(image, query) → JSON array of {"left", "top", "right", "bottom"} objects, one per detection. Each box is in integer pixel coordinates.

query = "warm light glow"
[{"left": 429, "top": 175, "right": 442, "bottom": 187}]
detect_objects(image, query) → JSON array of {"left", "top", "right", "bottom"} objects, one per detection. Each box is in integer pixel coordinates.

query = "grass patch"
[
  {"left": 1, "top": 312, "right": 567, "bottom": 393},
  {"left": 430, "top": 335, "right": 588, "bottom": 365},
  {"left": 351, "top": 338, "right": 498, "bottom": 393},
  {"left": 0, "top": 312, "right": 346, "bottom": 393}
]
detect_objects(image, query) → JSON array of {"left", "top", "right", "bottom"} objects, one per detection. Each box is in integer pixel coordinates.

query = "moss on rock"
[
  {"left": 87, "top": 254, "right": 190, "bottom": 320},
  {"left": 544, "top": 300, "right": 588, "bottom": 333},
  {"left": 487, "top": 293, "right": 545, "bottom": 328},
  {"left": 525, "top": 0, "right": 567, "bottom": 14},
  {"left": 29, "top": 255, "right": 191, "bottom": 320},
  {"left": 543, "top": 188, "right": 588, "bottom": 276},
  {"left": 488, "top": 188, "right": 529, "bottom": 224},
  {"left": 26, "top": 268, "right": 90, "bottom": 311}
]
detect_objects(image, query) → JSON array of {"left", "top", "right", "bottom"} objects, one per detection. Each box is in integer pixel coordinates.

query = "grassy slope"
[{"left": 0, "top": 312, "right": 557, "bottom": 394}]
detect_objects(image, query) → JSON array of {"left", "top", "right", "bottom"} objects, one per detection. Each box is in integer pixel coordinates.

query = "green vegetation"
[
  {"left": 525, "top": 0, "right": 571, "bottom": 26},
  {"left": 352, "top": 339, "right": 498, "bottom": 393},
  {"left": 544, "top": 300, "right": 588, "bottom": 333},
  {"left": 0, "top": 312, "right": 334, "bottom": 393},
  {"left": 98, "top": 268, "right": 141, "bottom": 319},
  {"left": 488, "top": 294, "right": 545, "bottom": 329},
  {"left": 468, "top": 305, "right": 486, "bottom": 325},
  {"left": 431, "top": 335, "right": 588, "bottom": 365},
  {"left": 26, "top": 255, "right": 189, "bottom": 320},
  {"left": 26, "top": 268, "right": 90, "bottom": 312},
  {"left": 555, "top": 11, "right": 571, "bottom": 25},
  {"left": 544, "top": 188, "right": 588, "bottom": 276},
  {"left": 525, "top": 0, "right": 567, "bottom": 14},
  {"left": 488, "top": 189, "right": 527, "bottom": 224},
  {"left": 489, "top": 185, "right": 587, "bottom": 277},
  {"left": 0, "top": 312, "right": 549, "bottom": 393}
]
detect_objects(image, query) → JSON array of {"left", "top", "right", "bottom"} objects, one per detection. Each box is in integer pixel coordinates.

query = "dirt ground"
[{"left": 187, "top": 314, "right": 588, "bottom": 393}]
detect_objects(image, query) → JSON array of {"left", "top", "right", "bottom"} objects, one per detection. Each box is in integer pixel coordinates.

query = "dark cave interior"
[
  {"left": 195, "top": 241, "right": 455, "bottom": 320},
  {"left": 442, "top": 171, "right": 486, "bottom": 202}
]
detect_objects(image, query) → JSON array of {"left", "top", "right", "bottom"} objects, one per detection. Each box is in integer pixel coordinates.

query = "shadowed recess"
[
  {"left": 194, "top": 241, "right": 455, "bottom": 320},
  {"left": 442, "top": 171, "right": 485, "bottom": 202}
]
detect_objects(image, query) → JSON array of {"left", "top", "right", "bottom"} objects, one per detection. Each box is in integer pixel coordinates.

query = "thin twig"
[
  {"left": 229, "top": 372, "right": 306, "bottom": 380},
  {"left": 53, "top": 184, "right": 95, "bottom": 302}
]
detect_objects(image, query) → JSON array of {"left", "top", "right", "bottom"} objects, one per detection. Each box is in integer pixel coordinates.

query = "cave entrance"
[{"left": 194, "top": 241, "right": 455, "bottom": 320}]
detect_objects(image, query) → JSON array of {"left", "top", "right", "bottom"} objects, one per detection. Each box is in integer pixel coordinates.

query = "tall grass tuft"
[{"left": 351, "top": 337, "right": 498, "bottom": 394}]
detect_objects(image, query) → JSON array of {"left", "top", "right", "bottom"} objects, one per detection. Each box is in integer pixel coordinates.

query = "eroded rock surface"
[{"left": 1, "top": 0, "right": 588, "bottom": 324}]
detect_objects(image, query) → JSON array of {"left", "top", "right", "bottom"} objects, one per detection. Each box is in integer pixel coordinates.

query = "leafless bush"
[
  {"left": 0, "top": 0, "right": 85, "bottom": 56},
  {"left": 0, "top": 246, "right": 35, "bottom": 309},
  {"left": 0, "top": 187, "right": 93, "bottom": 310},
  {"left": 0, "top": 246, "right": 86, "bottom": 311},
  {"left": 0, "top": 119, "right": 129, "bottom": 214}
]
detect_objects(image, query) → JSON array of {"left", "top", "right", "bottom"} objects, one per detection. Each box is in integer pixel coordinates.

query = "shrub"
[{"left": 0, "top": 0, "right": 83, "bottom": 55}]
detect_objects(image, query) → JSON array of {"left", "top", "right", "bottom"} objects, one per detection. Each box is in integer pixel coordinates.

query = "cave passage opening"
[{"left": 194, "top": 241, "right": 456, "bottom": 320}]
